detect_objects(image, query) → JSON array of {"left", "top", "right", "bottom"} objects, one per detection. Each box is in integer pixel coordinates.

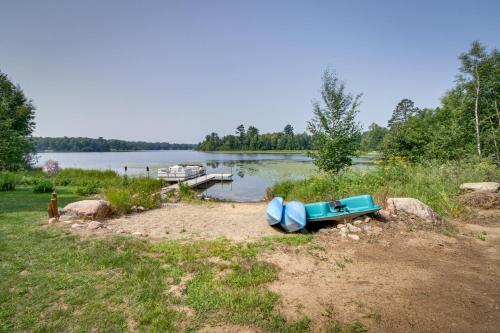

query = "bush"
[
  {"left": 43, "top": 160, "right": 60, "bottom": 175},
  {"left": 32, "top": 178, "right": 54, "bottom": 193},
  {"left": 0, "top": 172, "right": 18, "bottom": 191},
  {"left": 75, "top": 181, "right": 101, "bottom": 196},
  {"left": 105, "top": 177, "right": 164, "bottom": 213}
]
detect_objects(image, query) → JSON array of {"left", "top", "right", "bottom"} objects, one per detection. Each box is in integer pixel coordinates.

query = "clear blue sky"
[{"left": 1, "top": 0, "right": 499, "bottom": 143}]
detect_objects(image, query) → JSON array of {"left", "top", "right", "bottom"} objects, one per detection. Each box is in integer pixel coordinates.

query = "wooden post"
[{"left": 47, "top": 192, "right": 59, "bottom": 219}]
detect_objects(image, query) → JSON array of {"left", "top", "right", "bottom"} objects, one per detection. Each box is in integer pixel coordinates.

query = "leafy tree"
[
  {"left": 458, "top": 40, "right": 489, "bottom": 158},
  {"left": 283, "top": 124, "right": 294, "bottom": 136},
  {"left": 235, "top": 124, "right": 245, "bottom": 149},
  {"left": 388, "top": 99, "right": 419, "bottom": 129},
  {"left": 196, "top": 125, "right": 311, "bottom": 151},
  {"left": 307, "top": 69, "right": 362, "bottom": 173},
  {"left": 0, "top": 70, "right": 36, "bottom": 170},
  {"left": 360, "top": 123, "right": 387, "bottom": 151}
]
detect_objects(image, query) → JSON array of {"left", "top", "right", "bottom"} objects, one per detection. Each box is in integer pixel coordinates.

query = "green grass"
[
  {"left": 0, "top": 187, "right": 324, "bottom": 332},
  {"left": 267, "top": 158, "right": 500, "bottom": 217}
]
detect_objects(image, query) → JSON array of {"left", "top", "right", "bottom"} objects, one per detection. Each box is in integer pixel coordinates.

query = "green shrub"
[
  {"left": 32, "top": 178, "right": 54, "bottom": 193},
  {"left": 105, "top": 177, "right": 164, "bottom": 213},
  {"left": 0, "top": 172, "right": 18, "bottom": 191},
  {"left": 75, "top": 181, "right": 101, "bottom": 196}
]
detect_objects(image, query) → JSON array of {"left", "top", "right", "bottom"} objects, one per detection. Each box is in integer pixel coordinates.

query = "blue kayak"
[
  {"left": 305, "top": 194, "right": 381, "bottom": 222},
  {"left": 266, "top": 197, "right": 284, "bottom": 225},
  {"left": 281, "top": 201, "right": 307, "bottom": 232}
]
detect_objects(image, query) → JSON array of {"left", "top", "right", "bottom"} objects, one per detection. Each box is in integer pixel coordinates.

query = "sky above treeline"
[{"left": 1, "top": 0, "right": 499, "bottom": 143}]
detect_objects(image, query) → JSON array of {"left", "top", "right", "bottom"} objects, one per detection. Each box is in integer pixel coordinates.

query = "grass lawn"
[{"left": 0, "top": 187, "right": 315, "bottom": 332}]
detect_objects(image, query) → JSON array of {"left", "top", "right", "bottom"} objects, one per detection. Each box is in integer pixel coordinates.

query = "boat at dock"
[{"left": 157, "top": 164, "right": 206, "bottom": 181}]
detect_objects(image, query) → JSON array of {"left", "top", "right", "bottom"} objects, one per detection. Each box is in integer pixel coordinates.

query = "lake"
[{"left": 36, "top": 151, "right": 375, "bottom": 201}]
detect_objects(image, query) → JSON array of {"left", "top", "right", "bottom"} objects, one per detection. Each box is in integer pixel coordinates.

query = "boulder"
[
  {"left": 63, "top": 200, "right": 112, "bottom": 220},
  {"left": 386, "top": 198, "right": 440, "bottom": 223},
  {"left": 460, "top": 182, "right": 499, "bottom": 193}
]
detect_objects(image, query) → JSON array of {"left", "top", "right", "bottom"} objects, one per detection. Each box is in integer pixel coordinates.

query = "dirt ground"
[{"left": 56, "top": 203, "right": 500, "bottom": 332}]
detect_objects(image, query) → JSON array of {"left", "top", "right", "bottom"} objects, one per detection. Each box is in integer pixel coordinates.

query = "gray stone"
[
  {"left": 460, "top": 182, "right": 499, "bottom": 193},
  {"left": 378, "top": 209, "right": 391, "bottom": 220},
  {"left": 88, "top": 221, "right": 104, "bottom": 230},
  {"left": 63, "top": 200, "right": 112, "bottom": 220},
  {"left": 136, "top": 206, "right": 145, "bottom": 212},
  {"left": 71, "top": 223, "right": 84, "bottom": 229},
  {"left": 364, "top": 216, "right": 371, "bottom": 223},
  {"left": 348, "top": 234, "right": 360, "bottom": 241},
  {"left": 336, "top": 223, "right": 346, "bottom": 229},
  {"left": 347, "top": 223, "right": 361, "bottom": 233},
  {"left": 353, "top": 218, "right": 363, "bottom": 226},
  {"left": 132, "top": 231, "right": 143, "bottom": 237},
  {"left": 386, "top": 198, "right": 440, "bottom": 223},
  {"left": 362, "top": 225, "right": 372, "bottom": 233},
  {"left": 339, "top": 227, "right": 348, "bottom": 238},
  {"left": 318, "top": 228, "right": 330, "bottom": 234}
]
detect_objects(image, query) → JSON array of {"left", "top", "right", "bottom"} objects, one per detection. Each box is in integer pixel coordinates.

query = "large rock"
[
  {"left": 63, "top": 200, "right": 112, "bottom": 220},
  {"left": 460, "top": 182, "right": 499, "bottom": 193},
  {"left": 386, "top": 198, "right": 440, "bottom": 223}
]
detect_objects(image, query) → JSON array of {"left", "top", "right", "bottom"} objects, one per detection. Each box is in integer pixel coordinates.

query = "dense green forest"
[
  {"left": 360, "top": 41, "right": 499, "bottom": 163},
  {"left": 196, "top": 124, "right": 312, "bottom": 151},
  {"left": 33, "top": 137, "right": 195, "bottom": 152}
]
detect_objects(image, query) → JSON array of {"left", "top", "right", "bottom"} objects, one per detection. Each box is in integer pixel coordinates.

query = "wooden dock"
[{"left": 160, "top": 173, "right": 233, "bottom": 195}]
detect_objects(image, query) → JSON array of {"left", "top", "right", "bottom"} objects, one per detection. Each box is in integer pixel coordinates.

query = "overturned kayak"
[
  {"left": 266, "top": 197, "right": 284, "bottom": 225},
  {"left": 305, "top": 194, "right": 381, "bottom": 222},
  {"left": 281, "top": 201, "right": 307, "bottom": 232}
]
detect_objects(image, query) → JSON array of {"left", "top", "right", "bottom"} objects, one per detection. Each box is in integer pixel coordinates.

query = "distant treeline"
[
  {"left": 196, "top": 124, "right": 312, "bottom": 151},
  {"left": 33, "top": 137, "right": 196, "bottom": 152}
]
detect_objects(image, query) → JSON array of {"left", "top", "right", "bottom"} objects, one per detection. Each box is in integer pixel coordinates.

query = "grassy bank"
[
  {"left": 0, "top": 186, "right": 337, "bottom": 332},
  {"left": 267, "top": 158, "right": 499, "bottom": 216},
  {"left": 0, "top": 169, "right": 166, "bottom": 213}
]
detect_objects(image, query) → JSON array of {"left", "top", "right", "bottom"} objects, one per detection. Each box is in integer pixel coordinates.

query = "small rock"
[
  {"left": 339, "top": 227, "right": 348, "bottom": 238},
  {"left": 378, "top": 209, "right": 391, "bottom": 220},
  {"left": 348, "top": 234, "right": 360, "bottom": 241},
  {"left": 362, "top": 225, "right": 372, "bottom": 233},
  {"left": 48, "top": 217, "right": 58, "bottom": 224},
  {"left": 336, "top": 223, "right": 346, "bottom": 229},
  {"left": 132, "top": 231, "right": 143, "bottom": 237},
  {"left": 115, "top": 229, "right": 126, "bottom": 234},
  {"left": 71, "top": 223, "right": 84, "bottom": 229},
  {"left": 88, "top": 221, "right": 104, "bottom": 230},
  {"left": 353, "top": 217, "right": 364, "bottom": 225},
  {"left": 136, "top": 206, "right": 145, "bottom": 212},
  {"left": 347, "top": 223, "right": 361, "bottom": 233},
  {"left": 364, "top": 216, "right": 371, "bottom": 223}
]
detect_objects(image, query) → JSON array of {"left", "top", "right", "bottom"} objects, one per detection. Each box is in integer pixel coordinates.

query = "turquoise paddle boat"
[
  {"left": 305, "top": 195, "right": 381, "bottom": 222},
  {"left": 266, "top": 194, "right": 381, "bottom": 232}
]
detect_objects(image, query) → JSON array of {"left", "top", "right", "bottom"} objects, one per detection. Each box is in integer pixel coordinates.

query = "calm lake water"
[{"left": 36, "top": 150, "right": 375, "bottom": 201}]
